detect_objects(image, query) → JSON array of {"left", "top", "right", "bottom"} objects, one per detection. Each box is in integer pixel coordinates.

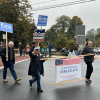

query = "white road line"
[{"left": 0, "top": 58, "right": 30, "bottom": 69}]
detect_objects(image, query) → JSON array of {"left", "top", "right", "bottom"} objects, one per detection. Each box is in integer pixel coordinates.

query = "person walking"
[
  {"left": 48, "top": 42, "right": 52, "bottom": 57},
  {"left": 19, "top": 43, "right": 23, "bottom": 57},
  {"left": 23, "top": 48, "right": 25, "bottom": 57},
  {"left": 0, "top": 41, "right": 21, "bottom": 83},
  {"left": 26, "top": 47, "right": 48, "bottom": 92},
  {"left": 82, "top": 41, "right": 95, "bottom": 83},
  {"left": 74, "top": 45, "right": 78, "bottom": 55}
]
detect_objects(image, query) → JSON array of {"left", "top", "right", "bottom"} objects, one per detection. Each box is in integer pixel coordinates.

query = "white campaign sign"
[{"left": 55, "top": 58, "right": 81, "bottom": 83}]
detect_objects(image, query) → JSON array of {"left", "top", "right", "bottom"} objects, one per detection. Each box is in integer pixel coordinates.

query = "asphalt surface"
[{"left": 0, "top": 58, "right": 100, "bottom": 100}]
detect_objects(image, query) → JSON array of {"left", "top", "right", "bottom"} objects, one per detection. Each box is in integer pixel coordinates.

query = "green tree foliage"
[
  {"left": 54, "top": 34, "right": 68, "bottom": 49},
  {"left": 56, "top": 15, "right": 70, "bottom": 34},
  {"left": 94, "top": 32, "right": 100, "bottom": 47},
  {"left": 0, "top": 0, "right": 36, "bottom": 48},
  {"left": 67, "top": 16, "right": 83, "bottom": 39},
  {"left": 44, "top": 25, "right": 60, "bottom": 46},
  {"left": 86, "top": 29, "right": 96, "bottom": 46},
  {"left": 97, "top": 28, "right": 100, "bottom": 33}
]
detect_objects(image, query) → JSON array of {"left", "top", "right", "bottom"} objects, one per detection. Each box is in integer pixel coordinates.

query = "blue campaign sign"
[
  {"left": 37, "top": 15, "right": 48, "bottom": 26},
  {"left": 0, "top": 22, "right": 13, "bottom": 33}
]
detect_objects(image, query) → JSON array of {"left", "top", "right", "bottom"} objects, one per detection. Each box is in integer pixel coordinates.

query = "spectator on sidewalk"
[
  {"left": 19, "top": 43, "right": 23, "bottom": 57},
  {"left": 26, "top": 44, "right": 30, "bottom": 57},
  {"left": 23, "top": 48, "right": 25, "bottom": 57},
  {"left": 48, "top": 42, "right": 52, "bottom": 57},
  {"left": 57, "top": 45, "right": 61, "bottom": 55},
  {"left": 0, "top": 41, "right": 21, "bottom": 83},
  {"left": 74, "top": 45, "right": 78, "bottom": 55}
]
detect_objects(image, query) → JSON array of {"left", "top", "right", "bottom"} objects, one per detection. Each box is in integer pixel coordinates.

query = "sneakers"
[
  {"left": 85, "top": 77, "right": 92, "bottom": 83},
  {"left": 3, "top": 79, "right": 8, "bottom": 83},
  {"left": 15, "top": 78, "right": 21, "bottom": 83}
]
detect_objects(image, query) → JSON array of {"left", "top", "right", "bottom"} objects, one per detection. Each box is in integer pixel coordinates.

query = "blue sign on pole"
[
  {"left": 37, "top": 15, "right": 48, "bottom": 26},
  {"left": 0, "top": 22, "right": 13, "bottom": 33}
]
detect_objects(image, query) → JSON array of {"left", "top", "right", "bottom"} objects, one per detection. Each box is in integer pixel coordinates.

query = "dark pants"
[
  {"left": 85, "top": 62, "right": 93, "bottom": 79},
  {"left": 49, "top": 49, "right": 52, "bottom": 56},
  {"left": 20, "top": 50, "right": 22, "bottom": 56},
  {"left": 3, "top": 61, "right": 17, "bottom": 80},
  {"left": 29, "top": 70, "right": 41, "bottom": 90},
  {"left": 62, "top": 50, "right": 65, "bottom": 55}
]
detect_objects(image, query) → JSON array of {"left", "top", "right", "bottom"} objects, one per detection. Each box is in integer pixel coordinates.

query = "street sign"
[
  {"left": 3, "top": 34, "right": 6, "bottom": 39},
  {"left": 33, "top": 29, "right": 45, "bottom": 42},
  {"left": 37, "top": 15, "right": 48, "bottom": 26},
  {"left": 75, "top": 25, "right": 85, "bottom": 44},
  {"left": 0, "top": 22, "right": 13, "bottom": 33}
]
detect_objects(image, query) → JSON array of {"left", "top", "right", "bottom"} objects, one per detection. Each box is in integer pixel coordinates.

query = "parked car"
[
  {"left": 47, "top": 49, "right": 56, "bottom": 52},
  {"left": 95, "top": 47, "right": 100, "bottom": 54}
]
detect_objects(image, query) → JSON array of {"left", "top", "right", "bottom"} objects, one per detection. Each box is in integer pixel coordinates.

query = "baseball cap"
[
  {"left": 34, "top": 47, "right": 39, "bottom": 50},
  {"left": 32, "top": 42, "right": 36, "bottom": 45}
]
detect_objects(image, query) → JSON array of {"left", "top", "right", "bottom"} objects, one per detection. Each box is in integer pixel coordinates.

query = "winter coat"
[
  {"left": 82, "top": 46, "right": 94, "bottom": 63},
  {"left": 0, "top": 47, "right": 15, "bottom": 63},
  {"left": 48, "top": 42, "right": 52, "bottom": 50},
  {"left": 28, "top": 51, "right": 45, "bottom": 77}
]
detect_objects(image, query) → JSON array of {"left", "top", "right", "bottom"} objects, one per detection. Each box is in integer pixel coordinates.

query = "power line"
[
  {"left": 28, "top": 0, "right": 96, "bottom": 11},
  {"left": 31, "top": 0, "right": 56, "bottom": 5}
]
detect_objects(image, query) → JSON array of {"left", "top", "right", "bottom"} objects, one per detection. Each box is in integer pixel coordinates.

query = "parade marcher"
[
  {"left": 48, "top": 42, "right": 52, "bottom": 57},
  {"left": 74, "top": 45, "right": 78, "bottom": 55},
  {"left": 62, "top": 47, "right": 65, "bottom": 55},
  {"left": 0, "top": 41, "right": 21, "bottom": 83},
  {"left": 27, "top": 47, "right": 48, "bottom": 92},
  {"left": 19, "top": 43, "right": 23, "bottom": 57},
  {"left": 82, "top": 41, "right": 95, "bottom": 83}
]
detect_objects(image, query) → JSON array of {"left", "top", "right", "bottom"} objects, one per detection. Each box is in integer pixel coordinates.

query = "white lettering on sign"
[
  {"left": 39, "top": 16, "right": 47, "bottom": 21},
  {"left": 1, "top": 22, "right": 12, "bottom": 30}
]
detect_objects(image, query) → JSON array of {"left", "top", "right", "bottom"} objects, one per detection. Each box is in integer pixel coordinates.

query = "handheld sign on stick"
[{"left": 0, "top": 22, "right": 13, "bottom": 61}]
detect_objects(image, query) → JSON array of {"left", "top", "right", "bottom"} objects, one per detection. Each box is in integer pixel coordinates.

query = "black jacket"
[
  {"left": 82, "top": 46, "right": 94, "bottom": 63},
  {"left": 19, "top": 44, "right": 22, "bottom": 51},
  {"left": 1, "top": 47, "right": 15, "bottom": 63},
  {"left": 28, "top": 51, "right": 45, "bottom": 77},
  {"left": 30, "top": 46, "right": 35, "bottom": 53}
]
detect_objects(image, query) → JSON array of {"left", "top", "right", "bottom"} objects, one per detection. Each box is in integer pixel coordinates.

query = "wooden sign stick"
[
  {"left": 6, "top": 32, "right": 8, "bottom": 61},
  {"left": 40, "top": 54, "right": 94, "bottom": 60}
]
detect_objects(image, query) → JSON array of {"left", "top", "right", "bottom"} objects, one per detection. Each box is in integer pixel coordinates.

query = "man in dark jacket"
[
  {"left": 48, "top": 42, "right": 52, "bottom": 57},
  {"left": 82, "top": 41, "right": 95, "bottom": 83},
  {"left": 19, "top": 43, "right": 23, "bottom": 56},
  {"left": 1, "top": 41, "right": 21, "bottom": 83}
]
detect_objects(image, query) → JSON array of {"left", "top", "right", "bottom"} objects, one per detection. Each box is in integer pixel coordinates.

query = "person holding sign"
[
  {"left": 1, "top": 41, "right": 21, "bottom": 83},
  {"left": 82, "top": 41, "right": 95, "bottom": 83},
  {"left": 26, "top": 47, "right": 48, "bottom": 92}
]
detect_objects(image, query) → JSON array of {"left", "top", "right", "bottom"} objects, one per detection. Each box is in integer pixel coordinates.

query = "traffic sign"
[
  {"left": 37, "top": 15, "right": 48, "bottom": 26},
  {"left": 0, "top": 22, "right": 13, "bottom": 33},
  {"left": 33, "top": 29, "right": 45, "bottom": 42}
]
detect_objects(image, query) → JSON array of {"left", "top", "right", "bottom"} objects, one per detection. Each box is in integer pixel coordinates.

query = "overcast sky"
[{"left": 28, "top": 0, "right": 100, "bottom": 34}]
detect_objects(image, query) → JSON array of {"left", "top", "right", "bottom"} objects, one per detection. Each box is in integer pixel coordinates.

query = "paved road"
[{"left": 0, "top": 58, "right": 100, "bottom": 100}]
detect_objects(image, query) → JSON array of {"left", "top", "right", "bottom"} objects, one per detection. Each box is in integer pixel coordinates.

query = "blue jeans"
[
  {"left": 29, "top": 70, "right": 41, "bottom": 90},
  {"left": 74, "top": 50, "right": 77, "bottom": 55},
  {"left": 3, "top": 61, "right": 17, "bottom": 80},
  {"left": 49, "top": 49, "right": 52, "bottom": 56}
]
